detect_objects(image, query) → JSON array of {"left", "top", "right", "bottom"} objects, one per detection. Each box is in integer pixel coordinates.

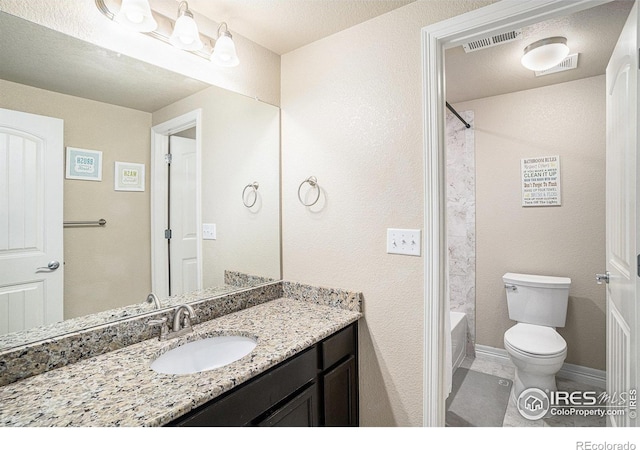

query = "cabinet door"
[
  {"left": 323, "top": 355, "right": 358, "bottom": 426},
  {"left": 258, "top": 383, "right": 320, "bottom": 427}
]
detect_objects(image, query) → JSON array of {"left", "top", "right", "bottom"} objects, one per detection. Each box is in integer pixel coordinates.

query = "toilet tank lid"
[{"left": 503, "top": 272, "right": 571, "bottom": 288}]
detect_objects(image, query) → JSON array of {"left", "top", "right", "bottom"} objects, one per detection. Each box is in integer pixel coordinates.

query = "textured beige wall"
[
  {"left": 454, "top": 75, "right": 606, "bottom": 370},
  {"left": 153, "top": 86, "right": 281, "bottom": 286},
  {"left": 281, "top": 1, "right": 495, "bottom": 426},
  {"left": 1, "top": 79, "right": 152, "bottom": 318}
]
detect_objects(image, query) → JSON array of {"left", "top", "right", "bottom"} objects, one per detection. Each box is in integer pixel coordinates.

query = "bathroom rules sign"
[{"left": 521, "top": 155, "right": 561, "bottom": 207}]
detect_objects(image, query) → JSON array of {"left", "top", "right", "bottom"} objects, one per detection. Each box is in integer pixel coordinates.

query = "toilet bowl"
[
  {"left": 504, "top": 323, "right": 567, "bottom": 401},
  {"left": 502, "top": 273, "right": 571, "bottom": 402}
]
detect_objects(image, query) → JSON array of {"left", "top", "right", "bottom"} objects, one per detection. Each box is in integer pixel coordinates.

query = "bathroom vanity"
[
  {"left": 170, "top": 323, "right": 358, "bottom": 426},
  {"left": 0, "top": 282, "right": 362, "bottom": 427}
]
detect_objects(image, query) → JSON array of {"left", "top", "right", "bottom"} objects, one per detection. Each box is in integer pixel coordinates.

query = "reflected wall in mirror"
[{"left": 0, "top": 11, "right": 281, "bottom": 350}]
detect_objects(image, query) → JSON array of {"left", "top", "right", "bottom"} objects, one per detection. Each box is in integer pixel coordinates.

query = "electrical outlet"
[
  {"left": 387, "top": 228, "right": 421, "bottom": 256},
  {"left": 202, "top": 223, "right": 216, "bottom": 240}
]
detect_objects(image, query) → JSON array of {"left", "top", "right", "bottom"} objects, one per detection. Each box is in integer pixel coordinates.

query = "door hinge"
[
  {"left": 164, "top": 153, "right": 172, "bottom": 164},
  {"left": 637, "top": 254, "right": 640, "bottom": 278},
  {"left": 164, "top": 229, "right": 172, "bottom": 240}
]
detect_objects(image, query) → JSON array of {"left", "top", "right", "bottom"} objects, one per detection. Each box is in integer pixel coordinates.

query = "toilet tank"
[{"left": 503, "top": 272, "right": 571, "bottom": 327}]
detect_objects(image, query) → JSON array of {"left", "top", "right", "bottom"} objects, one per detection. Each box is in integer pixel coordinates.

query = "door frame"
[
  {"left": 150, "top": 109, "right": 203, "bottom": 299},
  {"left": 420, "top": 0, "right": 613, "bottom": 426}
]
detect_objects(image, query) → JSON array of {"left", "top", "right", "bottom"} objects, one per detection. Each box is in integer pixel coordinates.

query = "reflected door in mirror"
[
  {"left": 169, "top": 135, "right": 198, "bottom": 296},
  {"left": 0, "top": 108, "right": 64, "bottom": 334}
]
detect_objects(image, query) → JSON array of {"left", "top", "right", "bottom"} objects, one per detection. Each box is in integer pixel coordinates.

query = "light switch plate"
[
  {"left": 202, "top": 223, "right": 216, "bottom": 240},
  {"left": 387, "top": 228, "right": 421, "bottom": 256}
]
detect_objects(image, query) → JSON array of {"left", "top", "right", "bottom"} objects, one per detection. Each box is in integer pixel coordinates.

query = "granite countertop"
[{"left": 0, "top": 298, "right": 361, "bottom": 427}]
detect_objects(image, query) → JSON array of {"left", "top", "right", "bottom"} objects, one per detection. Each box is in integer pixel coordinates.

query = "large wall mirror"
[{"left": 0, "top": 11, "right": 281, "bottom": 350}]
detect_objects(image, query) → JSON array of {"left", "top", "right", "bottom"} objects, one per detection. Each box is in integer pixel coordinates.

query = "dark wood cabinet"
[
  {"left": 257, "top": 383, "right": 320, "bottom": 427},
  {"left": 168, "top": 322, "right": 358, "bottom": 427},
  {"left": 323, "top": 356, "right": 357, "bottom": 426}
]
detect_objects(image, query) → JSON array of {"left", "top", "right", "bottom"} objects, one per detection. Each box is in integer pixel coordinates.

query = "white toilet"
[{"left": 502, "top": 272, "right": 571, "bottom": 402}]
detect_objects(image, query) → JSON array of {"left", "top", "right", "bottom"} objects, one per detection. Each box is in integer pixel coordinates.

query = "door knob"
[
  {"left": 595, "top": 272, "right": 610, "bottom": 285},
  {"left": 37, "top": 260, "right": 60, "bottom": 271}
]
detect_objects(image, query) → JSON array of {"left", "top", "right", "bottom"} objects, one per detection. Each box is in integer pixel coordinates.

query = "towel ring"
[
  {"left": 297, "top": 176, "right": 320, "bottom": 207},
  {"left": 242, "top": 182, "right": 259, "bottom": 208}
]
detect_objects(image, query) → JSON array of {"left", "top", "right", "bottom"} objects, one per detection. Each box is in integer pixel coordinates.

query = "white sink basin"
[{"left": 150, "top": 335, "right": 257, "bottom": 375}]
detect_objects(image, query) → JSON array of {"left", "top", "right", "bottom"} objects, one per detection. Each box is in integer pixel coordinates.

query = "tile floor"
[{"left": 456, "top": 354, "right": 606, "bottom": 427}]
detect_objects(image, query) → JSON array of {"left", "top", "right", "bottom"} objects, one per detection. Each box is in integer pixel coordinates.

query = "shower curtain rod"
[{"left": 446, "top": 102, "right": 471, "bottom": 129}]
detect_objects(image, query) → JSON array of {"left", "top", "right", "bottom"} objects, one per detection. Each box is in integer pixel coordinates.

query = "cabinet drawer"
[
  {"left": 321, "top": 324, "right": 355, "bottom": 370},
  {"left": 172, "top": 346, "right": 317, "bottom": 426}
]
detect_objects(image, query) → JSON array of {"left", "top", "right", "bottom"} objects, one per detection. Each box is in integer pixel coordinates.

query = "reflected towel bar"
[
  {"left": 242, "top": 182, "right": 259, "bottom": 208},
  {"left": 64, "top": 219, "right": 107, "bottom": 227}
]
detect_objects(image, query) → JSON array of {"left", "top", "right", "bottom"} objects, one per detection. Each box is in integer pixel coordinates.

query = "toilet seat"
[{"left": 504, "top": 323, "right": 567, "bottom": 358}]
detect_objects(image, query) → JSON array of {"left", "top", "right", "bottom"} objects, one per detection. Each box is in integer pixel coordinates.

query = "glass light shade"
[
  {"left": 116, "top": 0, "right": 157, "bottom": 32},
  {"left": 521, "top": 37, "right": 569, "bottom": 71},
  {"left": 212, "top": 33, "right": 239, "bottom": 67},
  {"left": 169, "top": 13, "right": 203, "bottom": 51}
]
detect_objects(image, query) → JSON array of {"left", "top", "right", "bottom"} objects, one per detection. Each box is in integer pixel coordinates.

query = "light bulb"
[
  {"left": 170, "top": 11, "right": 203, "bottom": 51},
  {"left": 116, "top": 0, "right": 157, "bottom": 32},
  {"left": 212, "top": 32, "right": 239, "bottom": 67}
]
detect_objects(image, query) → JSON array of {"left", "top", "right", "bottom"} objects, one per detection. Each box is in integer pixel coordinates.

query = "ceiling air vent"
[
  {"left": 462, "top": 29, "right": 522, "bottom": 53},
  {"left": 535, "top": 53, "right": 579, "bottom": 77}
]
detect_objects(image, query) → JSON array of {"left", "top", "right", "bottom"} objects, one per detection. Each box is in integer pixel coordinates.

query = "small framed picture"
[
  {"left": 114, "top": 161, "right": 145, "bottom": 192},
  {"left": 66, "top": 147, "right": 102, "bottom": 181}
]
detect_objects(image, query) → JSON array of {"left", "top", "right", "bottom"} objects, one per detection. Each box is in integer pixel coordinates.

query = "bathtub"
[{"left": 450, "top": 311, "right": 467, "bottom": 372}]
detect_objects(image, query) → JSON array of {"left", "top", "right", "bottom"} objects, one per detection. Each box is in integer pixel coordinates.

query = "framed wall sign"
[
  {"left": 521, "top": 155, "right": 561, "bottom": 207},
  {"left": 65, "top": 147, "right": 102, "bottom": 181},
  {"left": 114, "top": 161, "right": 145, "bottom": 192}
]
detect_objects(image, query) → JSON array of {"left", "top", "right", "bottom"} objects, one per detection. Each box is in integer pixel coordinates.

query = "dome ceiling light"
[{"left": 521, "top": 37, "right": 570, "bottom": 72}]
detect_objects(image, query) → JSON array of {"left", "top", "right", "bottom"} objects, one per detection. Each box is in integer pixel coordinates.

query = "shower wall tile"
[{"left": 446, "top": 110, "right": 476, "bottom": 355}]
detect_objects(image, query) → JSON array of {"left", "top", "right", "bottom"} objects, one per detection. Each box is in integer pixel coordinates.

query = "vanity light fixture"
[
  {"left": 169, "top": 1, "right": 203, "bottom": 51},
  {"left": 521, "top": 36, "right": 570, "bottom": 71},
  {"left": 211, "top": 22, "right": 240, "bottom": 67},
  {"left": 95, "top": 0, "right": 239, "bottom": 67},
  {"left": 116, "top": 0, "right": 157, "bottom": 32}
]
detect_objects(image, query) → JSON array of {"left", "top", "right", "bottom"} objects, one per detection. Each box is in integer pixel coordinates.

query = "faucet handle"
[
  {"left": 179, "top": 311, "right": 194, "bottom": 333},
  {"left": 148, "top": 317, "right": 169, "bottom": 340}
]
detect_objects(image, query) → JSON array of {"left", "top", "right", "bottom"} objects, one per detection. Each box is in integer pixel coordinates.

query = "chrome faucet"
[
  {"left": 172, "top": 304, "right": 196, "bottom": 335},
  {"left": 146, "top": 293, "right": 161, "bottom": 309},
  {"left": 148, "top": 304, "right": 197, "bottom": 341}
]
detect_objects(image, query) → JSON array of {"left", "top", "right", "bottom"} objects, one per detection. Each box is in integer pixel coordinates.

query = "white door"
[
  {"left": 0, "top": 108, "right": 64, "bottom": 334},
  {"left": 605, "top": 1, "right": 639, "bottom": 427},
  {"left": 169, "top": 136, "right": 198, "bottom": 296}
]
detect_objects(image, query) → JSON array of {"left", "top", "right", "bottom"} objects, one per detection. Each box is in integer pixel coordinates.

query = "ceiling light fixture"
[
  {"left": 169, "top": 1, "right": 203, "bottom": 51},
  {"left": 211, "top": 23, "right": 239, "bottom": 67},
  {"left": 521, "top": 37, "right": 570, "bottom": 71},
  {"left": 116, "top": 0, "right": 158, "bottom": 32}
]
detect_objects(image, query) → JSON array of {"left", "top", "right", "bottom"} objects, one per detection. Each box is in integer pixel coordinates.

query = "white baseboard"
[{"left": 474, "top": 344, "right": 606, "bottom": 389}]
